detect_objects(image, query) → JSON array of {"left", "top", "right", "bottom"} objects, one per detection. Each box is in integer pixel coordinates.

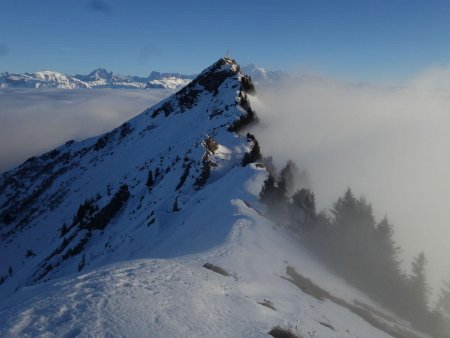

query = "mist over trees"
[{"left": 260, "top": 159, "right": 450, "bottom": 337}]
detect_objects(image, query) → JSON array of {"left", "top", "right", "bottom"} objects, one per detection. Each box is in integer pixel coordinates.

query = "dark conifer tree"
[
  {"left": 60, "top": 222, "right": 69, "bottom": 237},
  {"left": 409, "top": 252, "right": 431, "bottom": 324},
  {"left": 291, "top": 189, "right": 316, "bottom": 224},
  {"left": 260, "top": 174, "right": 277, "bottom": 203},
  {"left": 276, "top": 175, "right": 287, "bottom": 201},
  {"left": 437, "top": 276, "right": 450, "bottom": 316},
  {"left": 146, "top": 170, "right": 154, "bottom": 190},
  {"left": 279, "top": 160, "right": 298, "bottom": 196}
]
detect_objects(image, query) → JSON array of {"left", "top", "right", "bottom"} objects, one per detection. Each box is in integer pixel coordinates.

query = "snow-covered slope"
[
  {"left": 146, "top": 76, "right": 192, "bottom": 89},
  {"left": 0, "top": 57, "right": 258, "bottom": 294},
  {"left": 0, "top": 198, "right": 420, "bottom": 338},
  {"left": 0, "top": 58, "right": 425, "bottom": 337},
  {"left": 0, "top": 196, "right": 426, "bottom": 337}
]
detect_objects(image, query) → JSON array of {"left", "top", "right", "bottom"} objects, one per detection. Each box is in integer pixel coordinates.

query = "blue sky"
[{"left": 1, "top": 0, "right": 450, "bottom": 83}]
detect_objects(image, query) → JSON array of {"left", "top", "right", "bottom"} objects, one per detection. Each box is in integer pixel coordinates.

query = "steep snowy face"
[
  {"left": 76, "top": 68, "right": 117, "bottom": 87},
  {"left": 0, "top": 57, "right": 260, "bottom": 297},
  {"left": 87, "top": 68, "right": 114, "bottom": 82}
]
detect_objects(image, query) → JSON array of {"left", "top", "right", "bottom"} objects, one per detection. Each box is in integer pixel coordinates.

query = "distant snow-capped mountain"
[
  {"left": 0, "top": 68, "right": 196, "bottom": 89},
  {"left": 0, "top": 71, "right": 90, "bottom": 89}
]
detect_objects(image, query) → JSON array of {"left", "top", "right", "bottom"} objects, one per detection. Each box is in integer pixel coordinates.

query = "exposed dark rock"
[
  {"left": 78, "top": 255, "right": 86, "bottom": 272},
  {"left": 241, "top": 75, "right": 256, "bottom": 95},
  {"left": 202, "top": 263, "right": 229, "bottom": 276},
  {"left": 151, "top": 101, "right": 173, "bottom": 118},
  {"left": 227, "top": 93, "right": 258, "bottom": 133},
  {"left": 119, "top": 122, "right": 133, "bottom": 138},
  {"left": 25, "top": 249, "right": 36, "bottom": 258},
  {"left": 176, "top": 162, "right": 191, "bottom": 190},
  {"left": 146, "top": 170, "right": 154, "bottom": 190},
  {"left": 93, "top": 133, "right": 111, "bottom": 151},
  {"left": 268, "top": 326, "right": 299, "bottom": 338},
  {"left": 258, "top": 299, "right": 276, "bottom": 311},
  {"left": 241, "top": 133, "right": 261, "bottom": 166},
  {"left": 80, "top": 185, "right": 130, "bottom": 231},
  {"left": 194, "top": 159, "right": 211, "bottom": 189},
  {"left": 72, "top": 199, "right": 99, "bottom": 228},
  {"left": 172, "top": 197, "right": 181, "bottom": 212},
  {"left": 209, "top": 108, "right": 223, "bottom": 119},
  {"left": 62, "top": 232, "right": 91, "bottom": 260},
  {"left": 204, "top": 136, "right": 219, "bottom": 153},
  {"left": 60, "top": 223, "right": 69, "bottom": 237},
  {"left": 175, "top": 89, "right": 201, "bottom": 110}
]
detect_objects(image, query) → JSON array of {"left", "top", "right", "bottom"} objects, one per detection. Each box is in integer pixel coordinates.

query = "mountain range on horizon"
[{"left": 0, "top": 64, "right": 288, "bottom": 90}]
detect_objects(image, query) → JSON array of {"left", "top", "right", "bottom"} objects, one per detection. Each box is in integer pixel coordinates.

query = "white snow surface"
[
  {"left": 0, "top": 58, "right": 424, "bottom": 337},
  {"left": 0, "top": 199, "right": 395, "bottom": 338},
  {"left": 0, "top": 194, "right": 421, "bottom": 337},
  {"left": 146, "top": 76, "right": 191, "bottom": 89}
]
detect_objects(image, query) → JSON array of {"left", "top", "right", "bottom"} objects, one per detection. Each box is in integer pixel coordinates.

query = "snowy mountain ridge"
[
  {"left": 0, "top": 57, "right": 255, "bottom": 288},
  {"left": 0, "top": 68, "right": 196, "bottom": 89},
  {"left": 0, "top": 58, "right": 426, "bottom": 337}
]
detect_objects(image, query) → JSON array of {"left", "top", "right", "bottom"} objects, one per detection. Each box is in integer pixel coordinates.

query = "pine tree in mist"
[
  {"left": 279, "top": 160, "right": 298, "bottom": 196},
  {"left": 408, "top": 252, "right": 431, "bottom": 328},
  {"left": 260, "top": 174, "right": 277, "bottom": 203},
  {"left": 410, "top": 252, "right": 430, "bottom": 309},
  {"left": 375, "top": 216, "right": 400, "bottom": 262},
  {"left": 372, "top": 216, "right": 407, "bottom": 313},
  {"left": 258, "top": 161, "right": 447, "bottom": 336},
  {"left": 328, "top": 189, "right": 378, "bottom": 287},
  {"left": 435, "top": 276, "right": 450, "bottom": 336},
  {"left": 260, "top": 173, "right": 288, "bottom": 215},
  {"left": 331, "top": 188, "right": 376, "bottom": 232},
  {"left": 276, "top": 175, "right": 287, "bottom": 200},
  {"left": 291, "top": 189, "right": 316, "bottom": 224},
  {"left": 437, "top": 277, "right": 450, "bottom": 316}
]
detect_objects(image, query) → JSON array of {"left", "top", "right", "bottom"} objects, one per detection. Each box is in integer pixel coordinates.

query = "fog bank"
[{"left": 250, "top": 68, "right": 450, "bottom": 294}]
